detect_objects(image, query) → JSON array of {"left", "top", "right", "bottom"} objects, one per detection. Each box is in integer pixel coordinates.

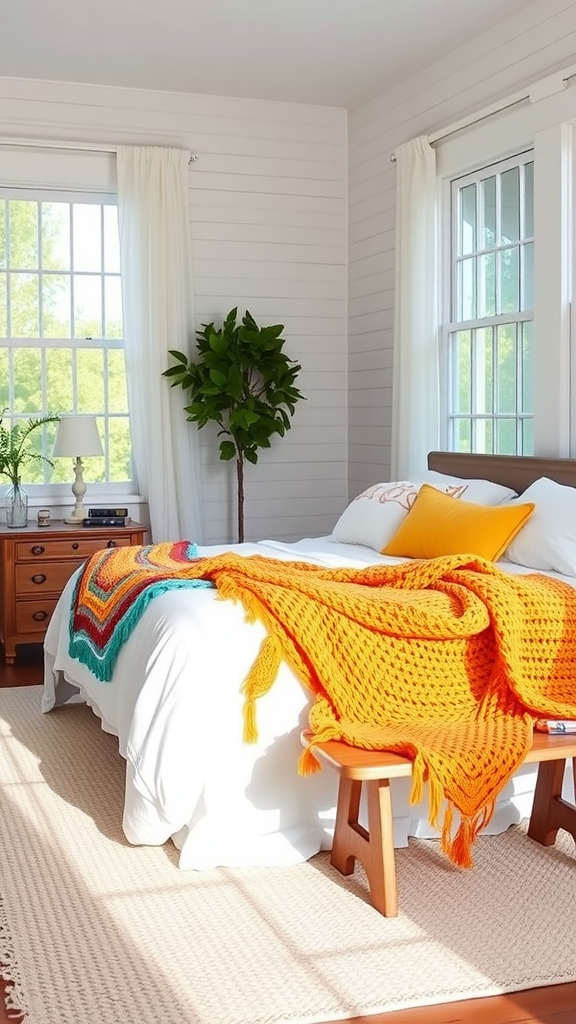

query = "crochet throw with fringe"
[
  {"left": 69, "top": 541, "right": 213, "bottom": 681},
  {"left": 70, "top": 547, "right": 576, "bottom": 868}
]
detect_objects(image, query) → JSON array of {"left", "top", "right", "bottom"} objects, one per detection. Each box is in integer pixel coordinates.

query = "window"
[
  {"left": 0, "top": 189, "right": 132, "bottom": 490},
  {"left": 444, "top": 152, "right": 534, "bottom": 455}
]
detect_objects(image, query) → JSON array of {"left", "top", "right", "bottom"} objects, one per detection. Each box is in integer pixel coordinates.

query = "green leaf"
[
  {"left": 219, "top": 440, "right": 237, "bottom": 461},
  {"left": 209, "top": 368, "right": 228, "bottom": 387}
]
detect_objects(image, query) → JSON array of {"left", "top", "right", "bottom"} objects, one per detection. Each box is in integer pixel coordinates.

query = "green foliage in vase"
[
  {"left": 0, "top": 412, "right": 60, "bottom": 486},
  {"left": 163, "top": 308, "right": 304, "bottom": 542}
]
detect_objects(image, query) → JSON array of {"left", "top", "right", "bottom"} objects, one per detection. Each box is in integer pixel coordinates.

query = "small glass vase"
[{"left": 5, "top": 482, "right": 29, "bottom": 528}]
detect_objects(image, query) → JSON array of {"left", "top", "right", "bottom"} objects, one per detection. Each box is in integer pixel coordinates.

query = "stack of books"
[{"left": 82, "top": 507, "right": 130, "bottom": 528}]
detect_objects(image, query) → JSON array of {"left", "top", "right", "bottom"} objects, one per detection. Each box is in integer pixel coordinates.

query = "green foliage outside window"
[{"left": 0, "top": 196, "right": 131, "bottom": 485}]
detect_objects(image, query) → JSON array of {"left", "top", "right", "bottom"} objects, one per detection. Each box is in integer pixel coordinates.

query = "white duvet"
[{"left": 42, "top": 536, "right": 570, "bottom": 869}]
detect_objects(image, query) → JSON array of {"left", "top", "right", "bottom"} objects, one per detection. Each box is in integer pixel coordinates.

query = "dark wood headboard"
[{"left": 427, "top": 451, "right": 576, "bottom": 494}]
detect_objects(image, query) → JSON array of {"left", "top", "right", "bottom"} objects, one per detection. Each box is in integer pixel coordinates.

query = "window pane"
[
  {"left": 499, "top": 246, "right": 519, "bottom": 313},
  {"left": 474, "top": 327, "right": 493, "bottom": 414},
  {"left": 500, "top": 167, "right": 520, "bottom": 244},
  {"left": 77, "top": 348, "right": 104, "bottom": 412},
  {"left": 74, "top": 275, "right": 102, "bottom": 338},
  {"left": 522, "top": 241, "right": 534, "bottom": 311},
  {"left": 46, "top": 348, "right": 74, "bottom": 414},
  {"left": 524, "top": 161, "right": 534, "bottom": 238},
  {"left": 453, "top": 418, "right": 471, "bottom": 453},
  {"left": 459, "top": 257, "right": 477, "bottom": 320},
  {"left": 9, "top": 200, "right": 38, "bottom": 268},
  {"left": 480, "top": 175, "right": 496, "bottom": 249},
  {"left": 103, "top": 206, "right": 120, "bottom": 273},
  {"left": 13, "top": 348, "right": 42, "bottom": 412},
  {"left": 10, "top": 273, "right": 39, "bottom": 337},
  {"left": 496, "top": 324, "right": 517, "bottom": 414},
  {"left": 81, "top": 450, "right": 105, "bottom": 484},
  {"left": 0, "top": 274, "right": 6, "bottom": 336},
  {"left": 473, "top": 418, "right": 493, "bottom": 454},
  {"left": 41, "top": 203, "right": 70, "bottom": 271},
  {"left": 42, "top": 273, "right": 71, "bottom": 338},
  {"left": 108, "top": 416, "right": 132, "bottom": 481},
  {"left": 107, "top": 349, "right": 128, "bottom": 413},
  {"left": 521, "top": 321, "right": 534, "bottom": 414},
  {"left": 452, "top": 331, "right": 471, "bottom": 413},
  {"left": 0, "top": 202, "right": 5, "bottom": 267},
  {"left": 0, "top": 349, "right": 8, "bottom": 408},
  {"left": 73, "top": 204, "right": 101, "bottom": 272},
  {"left": 522, "top": 417, "right": 534, "bottom": 455},
  {"left": 478, "top": 252, "right": 496, "bottom": 317},
  {"left": 104, "top": 277, "right": 123, "bottom": 338},
  {"left": 460, "top": 184, "right": 476, "bottom": 256},
  {"left": 496, "top": 419, "right": 517, "bottom": 455}
]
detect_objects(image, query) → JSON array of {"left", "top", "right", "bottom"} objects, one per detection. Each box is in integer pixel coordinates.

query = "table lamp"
[{"left": 52, "top": 415, "right": 104, "bottom": 524}]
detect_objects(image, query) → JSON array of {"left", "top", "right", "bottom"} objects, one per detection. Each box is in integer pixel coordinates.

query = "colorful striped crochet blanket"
[
  {"left": 69, "top": 541, "right": 213, "bottom": 681},
  {"left": 70, "top": 547, "right": 576, "bottom": 867}
]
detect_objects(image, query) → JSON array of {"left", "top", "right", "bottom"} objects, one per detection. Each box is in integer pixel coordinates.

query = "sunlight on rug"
[{"left": 1, "top": 686, "right": 575, "bottom": 1024}]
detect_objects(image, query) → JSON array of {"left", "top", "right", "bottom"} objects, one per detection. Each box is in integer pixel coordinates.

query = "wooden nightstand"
[{"left": 0, "top": 520, "right": 147, "bottom": 664}]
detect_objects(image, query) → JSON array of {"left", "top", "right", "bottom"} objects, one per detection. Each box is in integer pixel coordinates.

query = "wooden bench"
[{"left": 302, "top": 730, "right": 576, "bottom": 918}]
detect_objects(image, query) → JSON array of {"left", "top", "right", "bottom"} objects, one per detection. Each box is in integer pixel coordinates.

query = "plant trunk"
[{"left": 236, "top": 455, "right": 244, "bottom": 543}]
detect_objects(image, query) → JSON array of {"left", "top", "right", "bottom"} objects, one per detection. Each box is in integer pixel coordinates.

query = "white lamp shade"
[{"left": 52, "top": 415, "right": 103, "bottom": 458}]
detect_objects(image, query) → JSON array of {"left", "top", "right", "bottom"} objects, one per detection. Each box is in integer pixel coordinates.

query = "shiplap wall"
[
  {"left": 0, "top": 79, "right": 348, "bottom": 543},
  {"left": 347, "top": 0, "right": 576, "bottom": 499}
]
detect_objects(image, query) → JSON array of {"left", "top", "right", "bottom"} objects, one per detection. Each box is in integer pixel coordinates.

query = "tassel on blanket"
[{"left": 241, "top": 634, "right": 283, "bottom": 743}]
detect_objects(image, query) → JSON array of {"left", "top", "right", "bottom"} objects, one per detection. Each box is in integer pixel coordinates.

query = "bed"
[{"left": 42, "top": 451, "right": 576, "bottom": 870}]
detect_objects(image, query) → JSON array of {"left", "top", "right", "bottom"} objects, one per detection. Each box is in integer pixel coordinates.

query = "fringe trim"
[
  {"left": 0, "top": 894, "right": 30, "bottom": 1020},
  {"left": 241, "top": 634, "right": 284, "bottom": 743}
]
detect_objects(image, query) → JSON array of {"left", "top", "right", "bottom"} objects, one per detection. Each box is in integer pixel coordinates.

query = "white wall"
[
  {"left": 347, "top": 0, "right": 576, "bottom": 499},
  {"left": 0, "top": 78, "right": 348, "bottom": 543}
]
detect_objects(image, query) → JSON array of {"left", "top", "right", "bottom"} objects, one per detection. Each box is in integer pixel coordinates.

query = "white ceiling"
[{"left": 2, "top": 0, "right": 529, "bottom": 109}]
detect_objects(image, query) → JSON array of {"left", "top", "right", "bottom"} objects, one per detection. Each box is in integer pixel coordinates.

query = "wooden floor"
[{"left": 1, "top": 647, "right": 575, "bottom": 1024}]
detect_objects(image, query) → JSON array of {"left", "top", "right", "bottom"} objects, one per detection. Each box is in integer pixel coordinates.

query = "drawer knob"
[
  {"left": 107, "top": 540, "right": 117, "bottom": 548},
  {"left": 72, "top": 542, "right": 79, "bottom": 550},
  {"left": 31, "top": 545, "right": 45, "bottom": 556},
  {"left": 31, "top": 573, "right": 47, "bottom": 585},
  {"left": 32, "top": 610, "right": 48, "bottom": 622}
]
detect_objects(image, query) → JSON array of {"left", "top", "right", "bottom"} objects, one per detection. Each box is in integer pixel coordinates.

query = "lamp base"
[{"left": 64, "top": 505, "right": 89, "bottom": 525}]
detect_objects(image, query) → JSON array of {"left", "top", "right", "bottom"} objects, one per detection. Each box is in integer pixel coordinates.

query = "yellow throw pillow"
[{"left": 382, "top": 484, "right": 535, "bottom": 561}]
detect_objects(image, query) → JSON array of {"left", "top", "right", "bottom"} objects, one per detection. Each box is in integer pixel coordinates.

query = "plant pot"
[{"left": 6, "top": 483, "right": 29, "bottom": 528}]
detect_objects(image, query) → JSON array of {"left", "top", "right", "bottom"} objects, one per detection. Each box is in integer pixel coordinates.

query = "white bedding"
[{"left": 42, "top": 537, "right": 575, "bottom": 869}]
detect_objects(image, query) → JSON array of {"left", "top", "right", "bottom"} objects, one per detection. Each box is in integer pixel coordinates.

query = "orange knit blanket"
[{"left": 185, "top": 550, "right": 576, "bottom": 867}]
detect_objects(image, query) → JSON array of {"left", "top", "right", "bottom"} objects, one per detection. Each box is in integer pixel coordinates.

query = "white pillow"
[
  {"left": 331, "top": 481, "right": 418, "bottom": 551},
  {"left": 418, "top": 470, "right": 518, "bottom": 506},
  {"left": 503, "top": 476, "right": 576, "bottom": 577}
]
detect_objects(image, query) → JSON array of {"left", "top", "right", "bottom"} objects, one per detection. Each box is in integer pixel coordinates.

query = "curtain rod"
[
  {"left": 0, "top": 137, "right": 199, "bottom": 163},
  {"left": 389, "top": 62, "right": 576, "bottom": 162}
]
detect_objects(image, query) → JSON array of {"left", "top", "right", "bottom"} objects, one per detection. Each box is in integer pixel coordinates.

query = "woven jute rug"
[{"left": 1, "top": 686, "right": 576, "bottom": 1024}]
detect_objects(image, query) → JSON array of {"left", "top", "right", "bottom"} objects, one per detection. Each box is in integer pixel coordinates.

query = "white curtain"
[
  {"left": 117, "top": 146, "right": 204, "bottom": 542},
  {"left": 391, "top": 136, "right": 439, "bottom": 481}
]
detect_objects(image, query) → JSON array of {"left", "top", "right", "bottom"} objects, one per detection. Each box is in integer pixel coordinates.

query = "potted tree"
[
  {"left": 163, "top": 308, "right": 304, "bottom": 542},
  {"left": 0, "top": 413, "right": 60, "bottom": 527}
]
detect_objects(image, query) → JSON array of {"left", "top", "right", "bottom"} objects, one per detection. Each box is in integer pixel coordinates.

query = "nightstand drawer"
[
  {"left": 15, "top": 560, "right": 86, "bottom": 596},
  {"left": 16, "top": 536, "right": 133, "bottom": 561},
  {"left": 15, "top": 598, "right": 59, "bottom": 634}
]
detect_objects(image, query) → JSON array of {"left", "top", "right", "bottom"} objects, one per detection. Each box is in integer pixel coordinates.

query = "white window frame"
[
  {"left": 440, "top": 150, "right": 535, "bottom": 456},
  {"left": 0, "top": 185, "right": 135, "bottom": 500},
  {"left": 436, "top": 93, "right": 576, "bottom": 460}
]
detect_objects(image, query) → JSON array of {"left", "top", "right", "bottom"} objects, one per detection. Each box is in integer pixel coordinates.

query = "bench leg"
[
  {"left": 330, "top": 776, "right": 398, "bottom": 917},
  {"left": 527, "top": 757, "right": 576, "bottom": 847}
]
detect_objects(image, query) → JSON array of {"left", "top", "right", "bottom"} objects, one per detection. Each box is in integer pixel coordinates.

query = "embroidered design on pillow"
[
  {"left": 331, "top": 480, "right": 418, "bottom": 551},
  {"left": 353, "top": 482, "right": 418, "bottom": 510}
]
